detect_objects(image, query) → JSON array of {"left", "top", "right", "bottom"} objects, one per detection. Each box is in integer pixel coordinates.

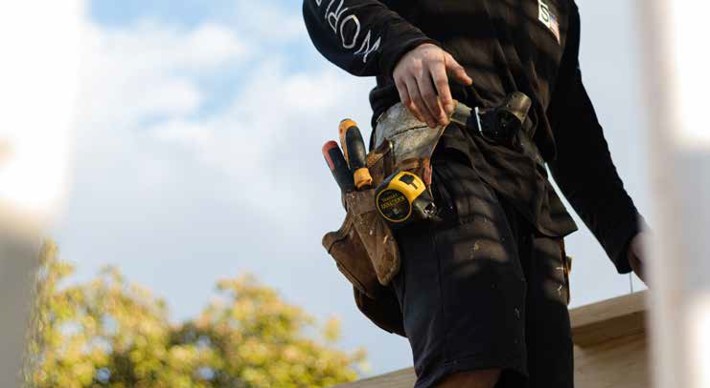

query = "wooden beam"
[
  {"left": 570, "top": 291, "right": 646, "bottom": 347},
  {"left": 574, "top": 333, "right": 648, "bottom": 388},
  {"left": 340, "top": 368, "right": 416, "bottom": 388}
]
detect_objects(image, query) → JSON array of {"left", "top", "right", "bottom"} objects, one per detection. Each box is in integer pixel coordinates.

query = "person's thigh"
[{"left": 391, "top": 151, "right": 529, "bottom": 388}]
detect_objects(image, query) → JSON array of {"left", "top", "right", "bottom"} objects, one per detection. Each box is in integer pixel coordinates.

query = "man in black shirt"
[{"left": 304, "top": 1, "right": 646, "bottom": 387}]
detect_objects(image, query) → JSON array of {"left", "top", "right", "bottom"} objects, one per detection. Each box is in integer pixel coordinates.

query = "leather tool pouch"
[
  {"left": 322, "top": 103, "right": 448, "bottom": 336},
  {"left": 322, "top": 140, "right": 404, "bottom": 335}
]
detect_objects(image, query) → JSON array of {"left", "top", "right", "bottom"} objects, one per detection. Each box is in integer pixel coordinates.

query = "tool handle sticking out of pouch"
[
  {"left": 449, "top": 92, "right": 544, "bottom": 167},
  {"left": 449, "top": 92, "right": 532, "bottom": 143},
  {"left": 331, "top": 118, "right": 439, "bottom": 228},
  {"left": 322, "top": 140, "right": 355, "bottom": 194},
  {"left": 339, "top": 119, "right": 373, "bottom": 190}
]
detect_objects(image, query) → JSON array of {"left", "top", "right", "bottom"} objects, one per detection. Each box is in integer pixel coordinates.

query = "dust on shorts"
[{"left": 390, "top": 147, "right": 574, "bottom": 388}]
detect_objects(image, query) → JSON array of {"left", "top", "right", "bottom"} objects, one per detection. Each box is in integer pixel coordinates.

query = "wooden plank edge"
[
  {"left": 571, "top": 291, "right": 647, "bottom": 347},
  {"left": 339, "top": 368, "right": 415, "bottom": 388}
]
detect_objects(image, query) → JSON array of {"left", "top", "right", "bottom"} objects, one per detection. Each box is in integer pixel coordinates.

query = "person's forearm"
[
  {"left": 302, "top": 0, "right": 435, "bottom": 77},
  {"left": 548, "top": 71, "right": 643, "bottom": 273}
]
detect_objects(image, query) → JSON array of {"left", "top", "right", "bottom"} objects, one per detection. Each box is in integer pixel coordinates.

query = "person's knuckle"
[
  {"left": 393, "top": 68, "right": 404, "bottom": 79},
  {"left": 423, "top": 54, "right": 440, "bottom": 65}
]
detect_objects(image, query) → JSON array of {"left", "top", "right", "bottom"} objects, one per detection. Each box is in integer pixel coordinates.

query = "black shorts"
[{"left": 390, "top": 148, "right": 574, "bottom": 388}]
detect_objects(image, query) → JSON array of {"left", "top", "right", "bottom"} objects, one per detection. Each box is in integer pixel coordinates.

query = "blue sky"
[
  {"left": 55, "top": 0, "right": 651, "bottom": 376},
  {"left": 91, "top": 0, "right": 289, "bottom": 27}
]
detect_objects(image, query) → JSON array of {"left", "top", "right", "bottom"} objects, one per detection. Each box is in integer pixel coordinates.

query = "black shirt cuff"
[{"left": 606, "top": 213, "right": 647, "bottom": 274}]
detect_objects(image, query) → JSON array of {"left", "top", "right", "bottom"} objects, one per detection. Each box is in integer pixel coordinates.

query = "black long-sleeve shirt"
[{"left": 303, "top": 0, "right": 642, "bottom": 273}]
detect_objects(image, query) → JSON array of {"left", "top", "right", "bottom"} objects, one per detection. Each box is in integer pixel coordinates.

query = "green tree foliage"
[{"left": 26, "top": 241, "right": 365, "bottom": 387}]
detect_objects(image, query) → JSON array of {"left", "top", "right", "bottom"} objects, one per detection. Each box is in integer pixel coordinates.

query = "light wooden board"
[
  {"left": 340, "top": 368, "right": 416, "bottom": 388},
  {"left": 570, "top": 291, "right": 647, "bottom": 347},
  {"left": 575, "top": 332, "right": 649, "bottom": 388}
]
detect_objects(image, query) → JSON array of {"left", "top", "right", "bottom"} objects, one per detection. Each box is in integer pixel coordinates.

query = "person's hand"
[
  {"left": 393, "top": 43, "right": 473, "bottom": 128},
  {"left": 627, "top": 233, "right": 647, "bottom": 284}
]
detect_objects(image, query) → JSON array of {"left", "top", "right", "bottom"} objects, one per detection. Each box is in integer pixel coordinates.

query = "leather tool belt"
[{"left": 322, "top": 93, "right": 537, "bottom": 335}]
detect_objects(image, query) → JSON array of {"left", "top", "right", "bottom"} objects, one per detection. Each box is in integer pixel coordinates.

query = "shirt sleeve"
[
  {"left": 302, "top": 0, "right": 437, "bottom": 77},
  {"left": 547, "top": 4, "right": 644, "bottom": 274}
]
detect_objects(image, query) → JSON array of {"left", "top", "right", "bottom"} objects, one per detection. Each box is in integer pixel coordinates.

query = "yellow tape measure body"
[{"left": 375, "top": 171, "right": 427, "bottom": 224}]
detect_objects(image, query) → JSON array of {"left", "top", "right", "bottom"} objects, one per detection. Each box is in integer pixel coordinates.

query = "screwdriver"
[
  {"left": 322, "top": 140, "right": 355, "bottom": 193},
  {"left": 339, "top": 119, "right": 373, "bottom": 190},
  {"left": 338, "top": 119, "right": 354, "bottom": 162}
]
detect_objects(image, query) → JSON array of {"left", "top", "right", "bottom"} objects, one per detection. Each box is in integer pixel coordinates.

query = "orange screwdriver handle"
[
  {"left": 338, "top": 119, "right": 356, "bottom": 162},
  {"left": 322, "top": 140, "right": 355, "bottom": 193},
  {"left": 341, "top": 120, "right": 373, "bottom": 190}
]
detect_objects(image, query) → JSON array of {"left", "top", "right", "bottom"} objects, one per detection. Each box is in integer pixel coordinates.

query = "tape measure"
[{"left": 375, "top": 171, "right": 436, "bottom": 226}]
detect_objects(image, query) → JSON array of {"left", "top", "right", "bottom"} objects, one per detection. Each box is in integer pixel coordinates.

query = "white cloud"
[
  {"left": 232, "top": 0, "right": 306, "bottom": 42},
  {"left": 78, "top": 21, "right": 248, "bottom": 128},
  {"left": 72, "top": 5, "right": 373, "bottom": 230},
  {"left": 145, "top": 60, "right": 373, "bottom": 224},
  {"left": 91, "top": 21, "right": 249, "bottom": 71}
]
